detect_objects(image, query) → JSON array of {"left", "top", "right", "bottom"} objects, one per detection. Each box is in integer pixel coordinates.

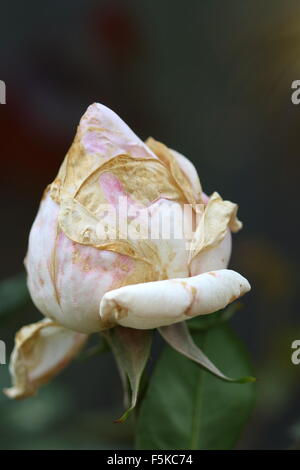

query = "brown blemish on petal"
[
  {"left": 71, "top": 248, "right": 80, "bottom": 264},
  {"left": 171, "top": 280, "right": 190, "bottom": 290},
  {"left": 48, "top": 225, "right": 61, "bottom": 307},
  {"left": 105, "top": 301, "right": 129, "bottom": 323},
  {"left": 184, "top": 285, "right": 198, "bottom": 316},
  {"left": 170, "top": 280, "right": 198, "bottom": 317},
  {"left": 116, "top": 305, "right": 128, "bottom": 320},
  {"left": 71, "top": 248, "right": 92, "bottom": 272},
  {"left": 207, "top": 271, "right": 217, "bottom": 277}
]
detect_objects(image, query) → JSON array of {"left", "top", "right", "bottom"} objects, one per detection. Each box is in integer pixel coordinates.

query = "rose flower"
[{"left": 4, "top": 103, "right": 251, "bottom": 402}]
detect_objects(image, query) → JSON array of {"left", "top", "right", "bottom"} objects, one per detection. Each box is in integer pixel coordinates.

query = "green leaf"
[
  {"left": 103, "top": 326, "right": 153, "bottom": 423},
  {"left": 159, "top": 321, "right": 255, "bottom": 383},
  {"left": 0, "top": 272, "right": 30, "bottom": 320},
  {"left": 135, "top": 324, "right": 256, "bottom": 450}
]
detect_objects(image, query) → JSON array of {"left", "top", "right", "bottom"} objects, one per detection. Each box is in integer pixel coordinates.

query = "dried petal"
[
  {"left": 189, "top": 191, "right": 242, "bottom": 263},
  {"left": 4, "top": 319, "right": 87, "bottom": 399},
  {"left": 146, "top": 137, "right": 202, "bottom": 205}
]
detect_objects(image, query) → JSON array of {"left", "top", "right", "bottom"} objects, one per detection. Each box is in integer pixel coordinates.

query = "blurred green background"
[{"left": 0, "top": 0, "right": 300, "bottom": 449}]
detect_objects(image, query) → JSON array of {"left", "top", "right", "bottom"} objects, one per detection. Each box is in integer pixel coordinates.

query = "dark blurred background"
[{"left": 0, "top": 0, "right": 300, "bottom": 449}]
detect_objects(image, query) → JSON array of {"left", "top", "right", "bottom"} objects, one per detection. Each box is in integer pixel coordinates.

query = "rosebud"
[{"left": 4, "top": 103, "right": 250, "bottom": 400}]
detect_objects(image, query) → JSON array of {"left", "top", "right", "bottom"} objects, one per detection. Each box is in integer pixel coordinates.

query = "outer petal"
[
  {"left": 26, "top": 192, "right": 146, "bottom": 334},
  {"left": 99, "top": 269, "right": 251, "bottom": 330},
  {"left": 4, "top": 319, "right": 87, "bottom": 399},
  {"left": 190, "top": 228, "right": 232, "bottom": 275}
]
